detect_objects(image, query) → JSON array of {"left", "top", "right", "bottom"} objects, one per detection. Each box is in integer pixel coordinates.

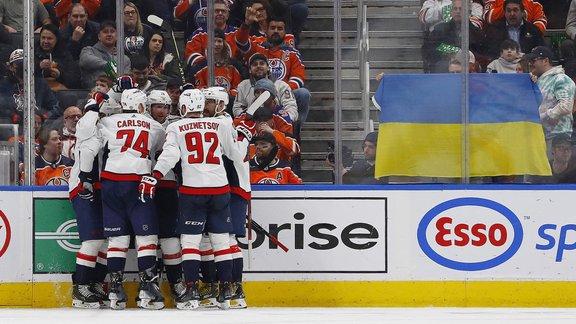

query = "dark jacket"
[
  {"left": 0, "top": 75, "right": 61, "bottom": 121},
  {"left": 59, "top": 20, "right": 100, "bottom": 60},
  {"left": 342, "top": 160, "right": 388, "bottom": 185},
  {"left": 34, "top": 42, "right": 80, "bottom": 89},
  {"left": 483, "top": 19, "right": 545, "bottom": 60}
]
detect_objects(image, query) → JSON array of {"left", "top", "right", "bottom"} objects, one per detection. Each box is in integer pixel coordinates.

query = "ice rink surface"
[{"left": 1, "top": 308, "right": 576, "bottom": 324}]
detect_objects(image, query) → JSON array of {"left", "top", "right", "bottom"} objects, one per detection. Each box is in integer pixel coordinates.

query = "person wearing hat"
[
  {"left": 0, "top": 48, "right": 62, "bottom": 123},
  {"left": 233, "top": 52, "right": 298, "bottom": 122},
  {"left": 525, "top": 45, "right": 576, "bottom": 158},
  {"left": 547, "top": 134, "right": 576, "bottom": 183},
  {"left": 483, "top": 0, "right": 545, "bottom": 60},
  {"left": 336, "top": 132, "right": 388, "bottom": 185},
  {"left": 233, "top": 78, "right": 300, "bottom": 164},
  {"left": 79, "top": 20, "right": 131, "bottom": 89},
  {"left": 250, "top": 132, "right": 302, "bottom": 184}
]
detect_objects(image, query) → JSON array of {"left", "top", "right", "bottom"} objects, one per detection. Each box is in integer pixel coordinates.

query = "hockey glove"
[
  {"left": 112, "top": 75, "right": 137, "bottom": 93},
  {"left": 138, "top": 171, "right": 162, "bottom": 203},
  {"left": 236, "top": 119, "right": 256, "bottom": 142},
  {"left": 78, "top": 171, "right": 95, "bottom": 201},
  {"left": 84, "top": 92, "right": 110, "bottom": 113}
]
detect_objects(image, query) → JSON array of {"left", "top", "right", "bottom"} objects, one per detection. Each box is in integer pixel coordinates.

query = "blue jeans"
[{"left": 293, "top": 87, "right": 311, "bottom": 125}]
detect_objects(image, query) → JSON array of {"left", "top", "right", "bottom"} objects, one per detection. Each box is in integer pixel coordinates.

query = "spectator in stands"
[
  {"left": 238, "top": 11, "right": 310, "bottom": 140},
  {"left": 79, "top": 20, "right": 131, "bottom": 89},
  {"left": 250, "top": 132, "right": 302, "bottom": 184},
  {"left": 248, "top": 0, "right": 295, "bottom": 47},
  {"left": 0, "top": 24, "right": 13, "bottom": 77},
  {"left": 327, "top": 132, "right": 387, "bottom": 185},
  {"left": 59, "top": 3, "right": 100, "bottom": 61},
  {"left": 483, "top": 0, "right": 547, "bottom": 33},
  {"left": 0, "top": 0, "right": 51, "bottom": 32},
  {"left": 130, "top": 54, "right": 167, "bottom": 94},
  {"left": 548, "top": 134, "right": 576, "bottom": 183},
  {"left": 123, "top": 1, "right": 154, "bottom": 57},
  {"left": 92, "top": 75, "right": 113, "bottom": 94},
  {"left": 166, "top": 77, "right": 183, "bottom": 117},
  {"left": 538, "top": 0, "right": 571, "bottom": 30},
  {"left": 54, "top": 0, "right": 100, "bottom": 28},
  {"left": 35, "top": 127, "right": 73, "bottom": 186},
  {"left": 234, "top": 78, "right": 299, "bottom": 163},
  {"left": 421, "top": 0, "right": 484, "bottom": 73},
  {"left": 486, "top": 39, "right": 521, "bottom": 73},
  {"left": 188, "top": 29, "right": 242, "bottom": 101},
  {"left": 174, "top": 0, "right": 209, "bottom": 40},
  {"left": 35, "top": 23, "right": 79, "bottom": 90},
  {"left": 285, "top": 0, "right": 308, "bottom": 46},
  {"left": 185, "top": 0, "right": 241, "bottom": 68},
  {"left": 0, "top": 49, "right": 62, "bottom": 122},
  {"left": 61, "top": 105, "right": 81, "bottom": 160},
  {"left": 562, "top": 0, "right": 576, "bottom": 79},
  {"left": 141, "top": 31, "right": 182, "bottom": 81},
  {"left": 419, "top": 0, "right": 453, "bottom": 33},
  {"left": 448, "top": 59, "right": 463, "bottom": 73},
  {"left": 483, "top": 0, "right": 545, "bottom": 60},
  {"left": 233, "top": 53, "right": 297, "bottom": 122},
  {"left": 525, "top": 46, "right": 575, "bottom": 157}
]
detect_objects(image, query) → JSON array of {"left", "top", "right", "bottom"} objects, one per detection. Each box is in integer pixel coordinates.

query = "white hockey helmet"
[
  {"left": 99, "top": 97, "right": 122, "bottom": 116},
  {"left": 202, "top": 86, "right": 229, "bottom": 106},
  {"left": 147, "top": 90, "right": 171, "bottom": 111},
  {"left": 179, "top": 89, "right": 205, "bottom": 117},
  {"left": 121, "top": 88, "right": 147, "bottom": 113}
]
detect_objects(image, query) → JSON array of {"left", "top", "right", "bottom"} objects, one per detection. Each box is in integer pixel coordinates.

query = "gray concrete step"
[
  {"left": 305, "top": 16, "right": 421, "bottom": 31},
  {"left": 300, "top": 30, "right": 424, "bottom": 46},
  {"left": 300, "top": 44, "right": 422, "bottom": 61}
]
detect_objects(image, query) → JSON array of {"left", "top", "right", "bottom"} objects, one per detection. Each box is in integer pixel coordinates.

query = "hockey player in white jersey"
[
  {"left": 145, "top": 90, "right": 186, "bottom": 301},
  {"left": 199, "top": 87, "right": 251, "bottom": 309},
  {"left": 69, "top": 93, "right": 111, "bottom": 309},
  {"left": 138, "top": 89, "right": 255, "bottom": 310},
  {"left": 87, "top": 88, "right": 166, "bottom": 310}
]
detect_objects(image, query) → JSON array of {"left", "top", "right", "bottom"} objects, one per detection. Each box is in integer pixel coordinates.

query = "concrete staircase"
[{"left": 298, "top": 0, "right": 423, "bottom": 183}]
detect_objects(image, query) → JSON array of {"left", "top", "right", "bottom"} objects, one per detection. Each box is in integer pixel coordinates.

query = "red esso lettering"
[{"left": 434, "top": 217, "right": 507, "bottom": 247}]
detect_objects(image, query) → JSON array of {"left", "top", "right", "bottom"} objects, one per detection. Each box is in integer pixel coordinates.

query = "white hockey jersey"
[
  {"left": 216, "top": 113, "right": 251, "bottom": 199},
  {"left": 154, "top": 116, "right": 247, "bottom": 195},
  {"left": 97, "top": 113, "right": 165, "bottom": 181},
  {"left": 144, "top": 112, "right": 178, "bottom": 186},
  {"left": 69, "top": 111, "right": 101, "bottom": 196}
]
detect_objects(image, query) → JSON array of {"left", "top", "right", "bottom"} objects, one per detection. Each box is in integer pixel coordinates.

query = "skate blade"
[
  {"left": 218, "top": 299, "right": 230, "bottom": 310},
  {"left": 176, "top": 300, "right": 199, "bottom": 310},
  {"left": 72, "top": 299, "right": 100, "bottom": 309},
  {"left": 230, "top": 298, "right": 247, "bottom": 309},
  {"left": 199, "top": 297, "right": 218, "bottom": 308},
  {"left": 109, "top": 299, "right": 126, "bottom": 310},
  {"left": 99, "top": 300, "right": 111, "bottom": 309},
  {"left": 137, "top": 298, "right": 165, "bottom": 310}
]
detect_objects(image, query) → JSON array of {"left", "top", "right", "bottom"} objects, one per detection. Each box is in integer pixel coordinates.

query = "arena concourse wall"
[{"left": 1, "top": 185, "right": 576, "bottom": 308}]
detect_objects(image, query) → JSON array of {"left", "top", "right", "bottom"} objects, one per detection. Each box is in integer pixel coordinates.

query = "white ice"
[{"left": 1, "top": 308, "right": 576, "bottom": 324}]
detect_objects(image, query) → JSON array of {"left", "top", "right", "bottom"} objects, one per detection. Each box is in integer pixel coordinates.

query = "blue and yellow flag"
[{"left": 373, "top": 74, "right": 551, "bottom": 178}]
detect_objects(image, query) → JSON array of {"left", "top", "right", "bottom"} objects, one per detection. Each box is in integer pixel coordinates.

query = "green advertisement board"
[{"left": 33, "top": 198, "right": 78, "bottom": 273}]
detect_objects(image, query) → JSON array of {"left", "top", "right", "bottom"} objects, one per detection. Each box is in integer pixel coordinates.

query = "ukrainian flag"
[{"left": 373, "top": 74, "right": 551, "bottom": 178}]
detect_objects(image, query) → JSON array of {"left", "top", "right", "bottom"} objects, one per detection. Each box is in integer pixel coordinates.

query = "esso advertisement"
[
  {"left": 0, "top": 209, "right": 11, "bottom": 258},
  {"left": 417, "top": 197, "right": 523, "bottom": 271}
]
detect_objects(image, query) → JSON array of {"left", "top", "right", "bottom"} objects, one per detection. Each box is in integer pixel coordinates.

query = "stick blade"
[
  {"left": 147, "top": 15, "right": 164, "bottom": 28},
  {"left": 246, "top": 91, "right": 271, "bottom": 116}
]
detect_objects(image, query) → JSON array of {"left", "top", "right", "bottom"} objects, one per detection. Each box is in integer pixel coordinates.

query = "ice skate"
[
  {"left": 175, "top": 282, "right": 200, "bottom": 310},
  {"left": 230, "top": 282, "right": 247, "bottom": 309},
  {"left": 170, "top": 279, "right": 186, "bottom": 301},
  {"left": 199, "top": 281, "right": 219, "bottom": 308},
  {"left": 72, "top": 284, "right": 100, "bottom": 309},
  {"left": 108, "top": 271, "right": 127, "bottom": 310},
  {"left": 90, "top": 282, "right": 110, "bottom": 308},
  {"left": 136, "top": 267, "right": 165, "bottom": 310},
  {"left": 217, "top": 281, "right": 232, "bottom": 310}
]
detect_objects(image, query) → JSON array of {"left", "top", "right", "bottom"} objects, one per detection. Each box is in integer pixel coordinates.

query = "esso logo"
[
  {"left": 417, "top": 197, "right": 523, "bottom": 271},
  {"left": 0, "top": 210, "right": 11, "bottom": 258}
]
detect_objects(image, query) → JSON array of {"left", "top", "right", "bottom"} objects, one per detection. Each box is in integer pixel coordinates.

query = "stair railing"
[{"left": 357, "top": 1, "right": 372, "bottom": 134}]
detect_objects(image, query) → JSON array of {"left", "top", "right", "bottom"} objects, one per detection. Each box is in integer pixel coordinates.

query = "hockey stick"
[
  {"left": 147, "top": 15, "right": 185, "bottom": 82},
  {"left": 250, "top": 218, "right": 289, "bottom": 252},
  {"left": 246, "top": 198, "right": 252, "bottom": 269},
  {"left": 245, "top": 90, "right": 271, "bottom": 118}
]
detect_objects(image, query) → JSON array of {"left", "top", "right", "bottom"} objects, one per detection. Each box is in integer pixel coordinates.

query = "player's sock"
[
  {"left": 159, "top": 237, "right": 183, "bottom": 285},
  {"left": 229, "top": 235, "right": 243, "bottom": 283},
  {"left": 181, "top": 234, "right": 202, "bottom": 283},
  {"left": 107, "top": 235, "right": 130, "bottom": 272},
  {"left": 135, "top": 235, "right": 159, "bottom": 271}
]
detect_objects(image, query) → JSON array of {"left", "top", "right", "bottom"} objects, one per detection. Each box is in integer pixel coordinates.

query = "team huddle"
[{"left": 69, "top": 76, "right": 258, "bottom": 311}]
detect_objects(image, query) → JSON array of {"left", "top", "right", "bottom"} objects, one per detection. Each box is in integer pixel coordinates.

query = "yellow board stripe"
[{"left": 2, "top": 281, "right": 576, "bottom": 308}]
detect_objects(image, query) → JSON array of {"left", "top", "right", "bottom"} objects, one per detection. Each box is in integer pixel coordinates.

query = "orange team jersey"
[
  {"left": 34, "top": 155, "right": 74, "bottom": 186},
  {"left": 250, "top": 32, "right": 296, "bottom": 49},
  {"left": 54, "top": 0, "right": 101, "bottom": 28},
  {"left": 185, "top": 25, "right": 239, "bottom": 67},
  {"left": 250, "top": 158, "right": 302, "bottom": 184},
  {"left": 9, "top": 136, "right": 40, "bottom": 156},
  {"left": 483, "top": 0, "right": 547, "bottom": 33},
  {"left": 236, "top": 24, "right": 306, "bottom": 90},
  {"left": 234, "top": 107, "right": 299, "bottom": 162},
  {"left": 193, "top": 58, "right": 241, "bottom": 96}
]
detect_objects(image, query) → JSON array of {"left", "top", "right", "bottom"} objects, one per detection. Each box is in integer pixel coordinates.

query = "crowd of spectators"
[{"left": 0, "top": 0, "right": 311, "bottom": 185}]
